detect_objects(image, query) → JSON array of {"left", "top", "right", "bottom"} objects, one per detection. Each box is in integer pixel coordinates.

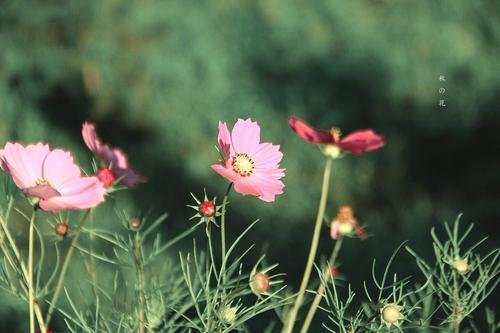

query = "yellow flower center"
[
  {"left": 232, "top": 153, "right": 255, "bottom": 177},
  {"left": 35, "top": 178, "right": 52, "bottom": 186}
]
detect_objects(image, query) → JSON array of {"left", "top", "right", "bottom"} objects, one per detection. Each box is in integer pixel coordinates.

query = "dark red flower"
[
  {"left": 36, "top": 329, "right": 54, "bottom": 333},
  {"left": 288, "top": 116, "right": 384, "bottom": 155}
]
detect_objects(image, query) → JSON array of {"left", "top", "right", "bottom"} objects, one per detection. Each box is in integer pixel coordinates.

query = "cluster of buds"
[
  {"left": 188, "top": 191, "right": 221, "bottom": 225},
  {"left": 330, "top": 205, "right": 367, "bottom": 240}
]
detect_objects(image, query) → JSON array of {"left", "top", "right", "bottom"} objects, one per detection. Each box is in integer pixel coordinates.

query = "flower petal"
[
  {"left": 330, "top": 220, "right": 340, "bottom": 240},
  {"left": 231, "top": 118, "right": 261, "bottom": 154},
  {"left": 352, "top": 219, "right": 367, "bottom": 240},
  {"left": 42, "top": 149, "right": 81, "bottom": 188},
  {"left": 288, "top": 116, "right": 333, "bottom": 144},
  {"left": 253, "top": 143, "right": 283, "bottom": 169},
  {"left": 211, "top": 163, "right": 238, "bottom": 183},
  {"left": 82, "top": 122, "right": 103, "bottom": 153},
  {"left": 337, "top": 129, "right": 385, "bottom": 154},
  {"left": 0, "top": 142, "right": 50, "bottom": 189},
  {"left": 39, "top": 177, "right": 105, "bottom": 212},
  {"left": 217, "top": 121, "right": 232, "bottom": 158}
]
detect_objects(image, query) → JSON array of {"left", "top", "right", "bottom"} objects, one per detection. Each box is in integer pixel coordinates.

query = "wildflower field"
[{"left": 0, "top": 1, "right": 499, "bottom": 332}]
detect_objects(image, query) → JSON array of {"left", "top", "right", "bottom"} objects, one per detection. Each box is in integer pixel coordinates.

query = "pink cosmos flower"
[
  {"left": 0, "top": 142, "right": 106, "bottom": 212},
  {"left": 82, "top": 122, "right": 145, "bottom": 188},
  {"left": 211, "top": 119, "right": 285, "bottom": 202},
  {"left": 288, "top": 116, "right": 384, "bottom": 154},
  {"left": 330, "top": 205, "right": 367, "bottom": 240}
]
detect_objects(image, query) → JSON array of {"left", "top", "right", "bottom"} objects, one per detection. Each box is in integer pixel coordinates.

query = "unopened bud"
[
  {"left": 55, "top": 222, "right": 69, "bottom": 236},
  {"left": 221, "top": 305, "right": 237, "bottom": 323},
  {"left": 252, "top": 272, "right": 270, "bottom": 294},
  {"left": 199, "top": 200, "right": 216, "bottom": 218},
  {"left": 96, "top": 168, "right": 115, "bottom": 188},
  {"left": 326, "top": 266, "right": 337, "bottom": 279},
  {"left": 452, "top": 258, "right": 468, "bottom": 273},
  {"left": 130, "top": 218, "right": 141, "bottom": 229},
  {"left": 381, "top": 303, "right": 402, "bottom": 326}
]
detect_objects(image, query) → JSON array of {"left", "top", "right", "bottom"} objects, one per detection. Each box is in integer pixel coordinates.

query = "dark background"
[{"left": 0, "top": 0, "right": 499, "bottom": 331}]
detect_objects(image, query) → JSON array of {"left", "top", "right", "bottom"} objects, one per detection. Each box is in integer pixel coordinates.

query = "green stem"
[
  {"left": 45, "top": 209, "right": 92, "bottom": 327},
  {"left": 452, "top": 275, "right": 461, "bottom": 333},
  {"left": 133, "top": 231, "right": 147, "bottom": 333},
  {"left": 299, "top": 237, "right": 343, "bottom": 333},
  {"left": 28, "top": 210, "right": 36, "bottom": 333},
  {"left": 220, "top": 182, "right": 233, "bottom": 288},
  {"left": 283, "top": 158, "right": 332, "bottom": 333}
]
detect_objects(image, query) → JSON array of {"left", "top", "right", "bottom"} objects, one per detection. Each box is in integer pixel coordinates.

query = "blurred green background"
[{"left": 1, "top": 0, "right": 499, "bottom": 331}]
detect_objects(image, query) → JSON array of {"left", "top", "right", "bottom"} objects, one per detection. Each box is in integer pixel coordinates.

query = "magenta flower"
[
  {"left": 211, "top": 119, "right": 285, "bottom": 202},
  {"left": 0, "top": 142, "right": 106, "bottom": 212},
  {"left": 288, "top": 116, "right": 385, "bottom": 155},
  {"left": 82, "top": 122, "right": 145, "bottom": 188}
]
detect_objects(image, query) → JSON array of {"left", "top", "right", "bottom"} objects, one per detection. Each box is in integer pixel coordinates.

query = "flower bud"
[
  {"left": 381, "top": 303, "right": 402, "bottom": 327},
  {"left": 96, "top": 168, "right": 115, "bottom": 188},
  {"left": 221, "top": 305, "right": 237, "bottom": 323},
  {"left": 199, "top": 200, "right": 216, "bottom": 218},
  {"left": 326, "top": 266, "right": 337, "bottom": 279},
  {"left": 452, "top": 258, "right": 468, "bottom": 273},
  {"left": 55, "top": 222, "right": 69, "bottom": 236},
  {"left": 130, "top": 218, "right": 141, "bottom": 229},
  {"left": 252, "top": 272, "right": 270, "bottom": 294}
]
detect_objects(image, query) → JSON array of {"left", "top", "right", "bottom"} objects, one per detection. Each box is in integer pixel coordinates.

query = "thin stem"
[
  {"left": 34, "top": 301, "right": 47, "bottom": 333},
  {"left": 220, "top": 182, "right": 233, "bottom": 288},
  {"left": 283, "top": 158, "right": 332, "bottom": 333},
  {"left": 45, "top": 209, "right": 92, "bottom": 327},
  {"left": 300, "top": 237, "right": 343, "bottom": 333},
  {"left": 452, "top": 275, "right": 461, "bottom": 333},
  {"left": 28, "top": 210, "right": 36, "bottom": 333},
  {"left": 133, "top": 231, "right": 147, "bottom": 333}
]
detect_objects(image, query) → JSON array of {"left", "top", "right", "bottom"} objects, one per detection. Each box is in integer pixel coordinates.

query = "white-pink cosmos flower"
[
  {"left": 211, "top": 119, "right": 285, "bottom": 202},
  {"left": 0, "top": 142, "right": 106, "bottom": 212},
  {"left": 82, "top": 122, "right": 145, "bottom": 188}
]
